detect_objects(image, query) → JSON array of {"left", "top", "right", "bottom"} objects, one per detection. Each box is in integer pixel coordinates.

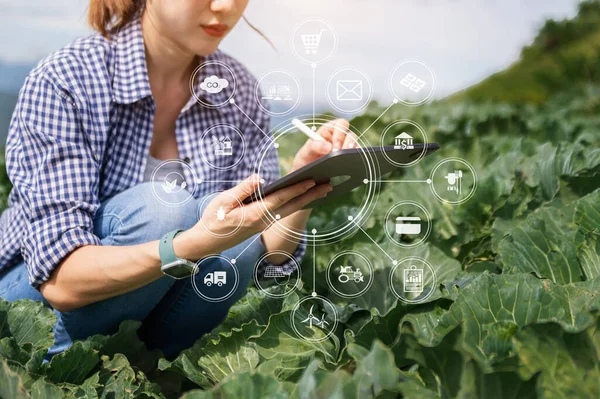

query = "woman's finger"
[
  {"left": 220, "top": 174, "right": 262, "bottom": 212},
  {"left": 328, "top": 119, "right": 350, "bottom": 150},
  {"left": 275, "top": 184, "right": 333, "bottom": 217},
  {"left": 309, "top": 139, "right": 333, "bottom": 157},
  {"left": 342, "top": 131, "right": 359, "bottom": 149},
  {"left": 251, "top": 179, "right": 316, "bottom": 214},
  {"left": 316, "top": 119, "right": 347, "bottom": 142}
]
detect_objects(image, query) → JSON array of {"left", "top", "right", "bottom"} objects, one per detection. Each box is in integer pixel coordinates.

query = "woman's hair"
[
  {"left": 88, "top": 0, "right": 144, "bottom": 38},
  {"left": 88, "top": 0, "right": 276, "bottom": 51}
]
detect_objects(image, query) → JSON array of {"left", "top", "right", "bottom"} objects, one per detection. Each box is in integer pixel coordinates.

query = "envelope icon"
[{"left": 336, "top": 80, "right": 363, "bottom": 101}]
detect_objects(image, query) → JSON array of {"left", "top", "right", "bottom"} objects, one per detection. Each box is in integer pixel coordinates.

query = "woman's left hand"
[{"left": 290, "top": 118, "right": 358, "bottom": 172}]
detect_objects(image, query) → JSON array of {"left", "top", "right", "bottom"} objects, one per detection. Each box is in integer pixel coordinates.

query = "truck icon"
[{"left": 204, "top": 271, "right": 227, "bottom": 287}]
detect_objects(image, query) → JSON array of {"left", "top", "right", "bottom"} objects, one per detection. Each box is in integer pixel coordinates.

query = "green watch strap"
[{"left": 159, "top": 229, "right": 185, "bottom": 266}]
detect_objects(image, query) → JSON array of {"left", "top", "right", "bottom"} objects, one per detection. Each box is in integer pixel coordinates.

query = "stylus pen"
[{"left": 292, "top": 118, "right": 325, "bottom": 141}]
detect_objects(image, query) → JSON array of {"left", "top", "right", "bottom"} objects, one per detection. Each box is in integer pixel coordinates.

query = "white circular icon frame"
[
  {"left": 384, "top": 201, "right": 432, "bottom": 248},
  {"left": 290, "top": 295, "right": 338, "bottom": 343},
  {"left": 325, "top": 67, "right": 373, "bottom": 114},
  {"left": 291, "top": 18, "right": 338, "bottom": 65},
  {"left": 253, "top": 251, "right": 302, "bottom": 298},
  {"left": 198, "top": 191, "right": 246, "bottom": 238},
  {"left": 191, "top": 255, "right": 240, "bottom": 303},
  {"left": 190, "top": 61, "right": 238, "bottom": 109},
  {"left": 389, "top": 257, "right": 437, "bottom": 304},
  {"left": 255, "top": 70, "right": 303, "bottom": 117},
  {"left": 389, "top": 59, "right": 436, "bottom": 106},
  {"left": 380, "top": 119, "right": 429, "bottom": 168},
  {"left": 430, "top": 157, "right": 478, "bottom": 205},
  {"left": 150, "top": 159, "right": 198, "bottom": 207},
  {"left": 326, "top": 250, "right": 373, "bottom": 298},
  {"left": 200, "top": 124, "right": 246, "bottom": 171}
]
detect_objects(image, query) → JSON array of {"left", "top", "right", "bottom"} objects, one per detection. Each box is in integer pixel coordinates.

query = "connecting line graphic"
[
  {"left": 229, "top": 99, "right": 276, "bottom": 145},
  {"left": 356, "top": 99, "right": 398, "bottom": 141},
  {"left": 196, "top": 179, "right": 246, "bottom": 184},
  {"left": 349, "top": 218, "right": 397, "bottom": 266},
  {"left": 197, "top": 177, "right": 267, "bottom": 187},
  {"left": 312, "top": 231, "right": 317, "bottom": 297},
  {"left": 231, "top": 219, "right": 277, "bottom": 265},
  {"left": 368, "top": 179, "right": 432, "bottom": 184},
  {"left": 312, "top": 64, "right": 317, "bottom": 126}
]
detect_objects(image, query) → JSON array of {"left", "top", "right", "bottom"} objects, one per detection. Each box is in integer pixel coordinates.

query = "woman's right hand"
[{"left": 177, "top": 174, "right": 332, "bottom": 258}]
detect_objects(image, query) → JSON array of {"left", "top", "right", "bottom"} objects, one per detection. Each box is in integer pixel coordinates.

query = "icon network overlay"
[
  {"left": 393, "top": 132, "right": 415, "bottom": 150},
  {"left": 216, "top": 206, "right": 226, "bottom": 221},
  {"left": 262, "top": 83, "right": 294, "bottom": 101},
  {"left": 204, "top": 271, "right": 227, "bottom": 287},
  {"left": 338, "top": 266, "right": 364, "bottom": 284},
  {"left": 161, "top": 174, "right": 188, "bottom": 194},
  {"left": 395, "top": 216, "right": 421, "bottom": 235},
  {"left": 336, "top": 80, "right": 363, "bottom": 101},
  {"left": 301, "top": 305, "right": 330, "bottom": 328},
  {"left": 400, "top": 73, "right": 427, "bottom": 93},
  {"left": 301, "top": 29, "right": 327, "bottom": 54},
  {"left": 200, "top": 75, "right": 229, "bottom": 94},
  {"left": 404, "top": 265, "right": 423, "bottom": 294},
  {"left": 211, "top": 136, "right": 233, "bottom": 156},
  {"left": 445, "top": 170, "right": 463, "bottom": 195},
  {"left": 264, "top": 266, "right": 289, "bottom": 278}
]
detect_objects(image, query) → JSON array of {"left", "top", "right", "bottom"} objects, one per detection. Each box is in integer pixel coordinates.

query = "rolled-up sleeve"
[
  {"left": 236, "top": 89, "right": 307, "bottom": 274},
  {"left": 5, "top": 71, "right": 101, "bottom": 289}
]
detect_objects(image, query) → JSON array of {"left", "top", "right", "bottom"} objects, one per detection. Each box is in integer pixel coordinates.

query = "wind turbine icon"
[{"left": 301, "top": 305, "right": 329, "bottom": 328}]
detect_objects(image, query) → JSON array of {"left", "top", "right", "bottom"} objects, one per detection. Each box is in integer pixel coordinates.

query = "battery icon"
[{"left": 404, "top": 265, "right": 423, "bottom": 293}]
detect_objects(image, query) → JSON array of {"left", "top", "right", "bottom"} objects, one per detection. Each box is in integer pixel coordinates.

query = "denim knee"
[{"left": 94, "top": 182, "right": 200, "bottom": 245}]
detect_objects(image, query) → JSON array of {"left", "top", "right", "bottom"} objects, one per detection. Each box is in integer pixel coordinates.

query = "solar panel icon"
[{"left": 264, "top": 266, "right": 289, "bottom": 278}]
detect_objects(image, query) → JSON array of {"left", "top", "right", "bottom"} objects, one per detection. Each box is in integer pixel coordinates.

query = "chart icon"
[
  {"left": 390, "top": 257, "right": 437, "bottom": 304},
  {"left": 403, "top": 265, "right": 423, "bottom": 293}
]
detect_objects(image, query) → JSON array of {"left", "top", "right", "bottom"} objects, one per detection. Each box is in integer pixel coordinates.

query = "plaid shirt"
[{"left": 0, "top": 17, "right": 306, "bottom": 289}]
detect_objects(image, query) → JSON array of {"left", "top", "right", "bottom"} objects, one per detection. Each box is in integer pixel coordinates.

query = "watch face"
[{"left": 162, "top": 261, "right": 195, "bottom": 279}]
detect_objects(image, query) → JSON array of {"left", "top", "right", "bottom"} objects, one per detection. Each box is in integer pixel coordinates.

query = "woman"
[{"left": 0, "top": 0, "right": 355, "bottom": 359}]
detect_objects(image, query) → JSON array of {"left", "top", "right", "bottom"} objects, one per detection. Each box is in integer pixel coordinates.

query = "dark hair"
[{"left": 88, "top": 0, "right": 275, "bottom": 51}]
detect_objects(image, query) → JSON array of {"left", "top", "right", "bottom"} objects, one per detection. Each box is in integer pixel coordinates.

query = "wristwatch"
[{"left": 159, "top": 230, "right": 197, "bottom": 279}]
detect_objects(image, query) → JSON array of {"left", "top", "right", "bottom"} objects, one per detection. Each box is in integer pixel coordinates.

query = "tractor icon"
[{"left": 338, "top": 266, "right": 364, "bottom": 284}]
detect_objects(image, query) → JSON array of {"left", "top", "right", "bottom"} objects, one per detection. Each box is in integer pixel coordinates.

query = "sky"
[{"left": 0, "top": 0, "right": 580, "bottom": 112}]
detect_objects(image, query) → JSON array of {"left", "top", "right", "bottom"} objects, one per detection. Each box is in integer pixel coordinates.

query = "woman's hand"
[
  {"left": 176, "top": 174, "right": 332, "bottom": 259},
  {"left": 290, "top": 118, "right": 358, "bottom": 172}
]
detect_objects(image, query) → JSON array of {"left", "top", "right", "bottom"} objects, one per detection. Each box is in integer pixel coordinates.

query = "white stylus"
[{"left": 292, "top": 118, "right": 325, "bottom": 141}]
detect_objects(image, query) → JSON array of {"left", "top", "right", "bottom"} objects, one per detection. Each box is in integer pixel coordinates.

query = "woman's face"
[{"left": 145, "top": 0, "right": 249, "bottom": 56}]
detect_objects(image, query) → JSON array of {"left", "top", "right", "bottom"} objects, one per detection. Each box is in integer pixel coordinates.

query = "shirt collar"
[
  {"left": 112, "top": 16, "right": 233, "bottom": 113},
  {"left": 112, "top": 16, "right": 153, "bottom": 104}
]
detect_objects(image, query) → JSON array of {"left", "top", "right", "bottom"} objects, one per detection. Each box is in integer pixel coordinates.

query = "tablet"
[{"left": 244, "top": 144, "right": 439, "bottom": 209}]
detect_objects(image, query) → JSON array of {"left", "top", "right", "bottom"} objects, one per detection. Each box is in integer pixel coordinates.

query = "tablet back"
[{"left": 245, "top": 143, "right": 439, "bottom": 209}]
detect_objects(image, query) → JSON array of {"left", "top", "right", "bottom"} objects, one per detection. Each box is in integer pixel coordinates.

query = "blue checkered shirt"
[{"left": 0, "top": 17, "right": 306, "bottom": 289}]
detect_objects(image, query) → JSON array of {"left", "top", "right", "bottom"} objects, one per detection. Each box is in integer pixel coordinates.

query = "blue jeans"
[{"left": 0, "top": 182, "right": 265, "bottom": 360}]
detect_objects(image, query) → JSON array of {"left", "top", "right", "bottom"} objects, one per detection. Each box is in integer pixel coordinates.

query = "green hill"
[{"left": 451, "top": 0, "right": 600, "bottom": 103}]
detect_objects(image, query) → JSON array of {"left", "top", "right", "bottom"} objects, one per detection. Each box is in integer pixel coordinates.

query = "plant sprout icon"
[
  {"left": 161, "top": 177, "right": 187, "bottom": 194},
  {"left": 301, "top": 305, "right": 329, "bottom": 328}
]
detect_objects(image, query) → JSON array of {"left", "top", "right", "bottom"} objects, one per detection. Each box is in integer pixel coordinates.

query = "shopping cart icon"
[{"left": 301, "top": 29, "right": 327, "bottom": 55}]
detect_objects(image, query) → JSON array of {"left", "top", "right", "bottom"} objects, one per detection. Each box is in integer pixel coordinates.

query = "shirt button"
[{"left": 183, "top": 157, "right": 191, "bottom": 164}]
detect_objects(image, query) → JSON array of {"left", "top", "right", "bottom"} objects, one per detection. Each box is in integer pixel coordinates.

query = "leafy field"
[
  {"left": 1, "top": 82, "right": 599, "bottom": 398},
  {"left": 2, "top": 3, "right": 600, "bottom": 398}
]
